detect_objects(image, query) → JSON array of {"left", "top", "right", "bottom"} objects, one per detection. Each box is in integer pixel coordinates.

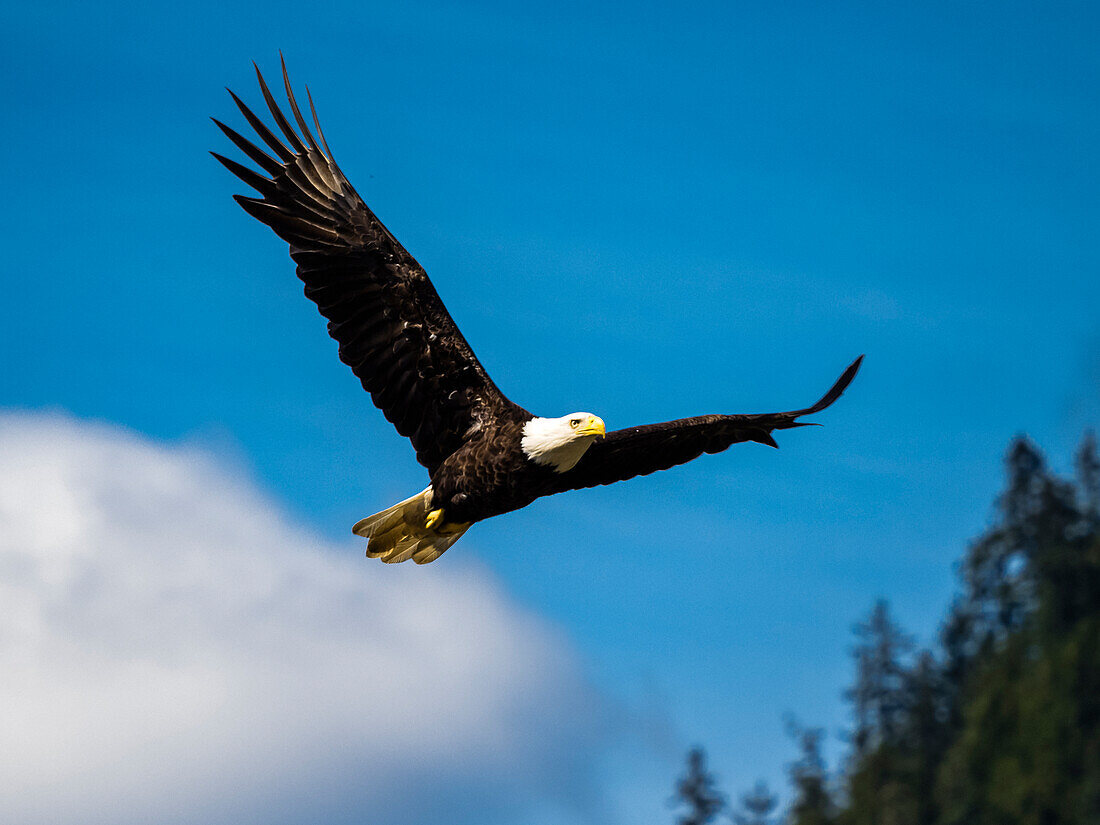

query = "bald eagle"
[{"left": 213, "top": 59, "right": 863, "bottom": 564}]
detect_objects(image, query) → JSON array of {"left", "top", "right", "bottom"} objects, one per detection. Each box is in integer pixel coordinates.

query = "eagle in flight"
[{"left": 213, "top": 58, "right": 863, "bottom": 565}]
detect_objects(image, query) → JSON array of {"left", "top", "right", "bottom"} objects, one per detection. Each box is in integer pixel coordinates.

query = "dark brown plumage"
[
  {"left": 549, "top": 357, "right": 863, "bottom": 494},
  {"left": 212, "top": 63, "right": 525, "bottom": 475},
  {"left": 214, "top": 58, "right": 863, "bottom": 563}
]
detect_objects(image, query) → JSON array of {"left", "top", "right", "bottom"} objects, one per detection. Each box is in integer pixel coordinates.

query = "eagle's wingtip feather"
[{"left": 807, "top": 354, "right": 864, "bottom": 414}]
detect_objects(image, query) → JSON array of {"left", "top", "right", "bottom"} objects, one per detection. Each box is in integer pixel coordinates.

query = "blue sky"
[{"left": 3, "top": 1, "right": 1099, "bottom": 822}]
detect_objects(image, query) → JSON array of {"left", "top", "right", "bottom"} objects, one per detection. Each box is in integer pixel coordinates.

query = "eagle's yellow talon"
[{"left": 425, "top": 508, "right": 444, "bottom": 530}]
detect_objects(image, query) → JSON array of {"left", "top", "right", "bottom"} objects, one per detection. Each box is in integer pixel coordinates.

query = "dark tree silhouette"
[
  {"left": 1077, "top": 432, "right": 1099, "bottom": 521},
  {"left": 732, "top": 779, "right": 777, "bottom": 825},
  {"left": 785, "top": 721, "right": 834, "bottom": 825},
  {"left": 674, "top": 433, "right": 1100, "bottom": 825},
  {"left": 672, "top": 748, "right": 725, "bottom": 825},
  {"left": 846, "top": 599, "right": 914, "bottom": 754},
  {"left": 938, "top": 435, "right": 1100, "bottom": 824}
]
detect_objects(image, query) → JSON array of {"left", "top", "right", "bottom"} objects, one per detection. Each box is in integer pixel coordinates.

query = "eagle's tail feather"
[{"left": 352, "top": 487, "right": 469, "bottom": 564}]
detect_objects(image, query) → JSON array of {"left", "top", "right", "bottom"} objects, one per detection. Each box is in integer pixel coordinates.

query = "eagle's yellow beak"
[{"left": 578, "top": 415, "right": 606, "bottom": 438}]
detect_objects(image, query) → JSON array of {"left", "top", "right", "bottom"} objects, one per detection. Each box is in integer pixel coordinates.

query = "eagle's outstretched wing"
[
  {"left": 550, "top": 356, "right": 863, "bottom": 492},
  {"left": 213, "top": 59, "right": 525, "bottom": 473}
]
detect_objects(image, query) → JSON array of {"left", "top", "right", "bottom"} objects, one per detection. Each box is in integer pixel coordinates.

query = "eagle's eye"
[{"left": 570, "top": 418, "right": 582, "bottom": 428}]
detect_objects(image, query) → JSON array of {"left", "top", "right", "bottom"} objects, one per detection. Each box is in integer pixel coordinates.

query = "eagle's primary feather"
[{"left": 215, "top": 57, "right": 863, "bottom": 563}]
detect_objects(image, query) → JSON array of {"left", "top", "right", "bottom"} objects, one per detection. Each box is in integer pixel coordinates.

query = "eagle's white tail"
[{"left": 352, "top": 487, "right": 470, "bottom": 564}]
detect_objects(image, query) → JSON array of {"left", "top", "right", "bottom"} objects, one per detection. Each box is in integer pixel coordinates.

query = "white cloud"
[{"left": 0, "top": 412, "right": 609, "bottom": 825}]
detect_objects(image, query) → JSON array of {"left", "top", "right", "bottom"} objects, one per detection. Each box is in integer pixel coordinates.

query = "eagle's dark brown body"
[
  {"left": 213, "top": 59, "right": 863, "bottom": 563},
  {"left": 429, "top": 416, "right": 549, "bottom": 525}
]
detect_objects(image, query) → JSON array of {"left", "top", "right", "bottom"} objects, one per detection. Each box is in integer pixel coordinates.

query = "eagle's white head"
[{"left": 521, "top": 412, "right": 606, "bottom": 472}]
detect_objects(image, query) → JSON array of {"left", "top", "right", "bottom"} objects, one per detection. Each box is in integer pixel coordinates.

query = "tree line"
[{"left": 672, "top": 433, "right": 1100, "bottom": 825}]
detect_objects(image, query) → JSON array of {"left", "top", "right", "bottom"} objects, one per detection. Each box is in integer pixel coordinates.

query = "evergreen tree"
[
  {"left": 846, "top": 600, "right": 914, "bottom": 754},
  {"left": 732, "top": 780, "right": 776, "bottom": 825},
  {"left": 937, "top": 434, "right": 1100, "bottom": 824},
  {"left": 673, "top": 748, "right": 726, "bottom": 825},
  {"left": 1076, "top": 432, "right": 1099, "bottom": 522},
  {"left": 676, "top": 432, "right": 1100, "bottom": 825},
  {"left": 960, "top": 438, "right": 1048, "bottom": 648},
  {"left": 786, "top": 722, "right": 834, "bottom": 825},
  {"left": 841, "top": 601, "right": 920, "bottom": 825},
  {"left": 896, "top": 651, "right": 949, "bottom": 825}
]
